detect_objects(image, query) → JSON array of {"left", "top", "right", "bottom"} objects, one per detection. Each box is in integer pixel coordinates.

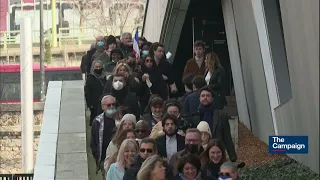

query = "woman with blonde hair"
[
  {"left": 104, "top": 62, "right": 140, "bottom": 94},
  {"left": 204, "top": 52, "right": 227, "bottom": 110},
  {"left": 137, "top": 155, "right": 166, "bottom": 180},
  {"left": 106, "top": 139, "right": 138, "bottom": 180},
  {"left": 104, "top": 128, "right": 136, "bottom": 170}
]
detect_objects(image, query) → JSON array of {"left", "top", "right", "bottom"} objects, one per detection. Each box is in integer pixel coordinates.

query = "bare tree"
[
  {"left": 67, "top": 0, "right": 103, "bottom": 32},
  {"left": 67, "top": 0, "right": 145, "bottom": 35},
  {"left": 108, "top": 0, "right": 145, "bottom": 35}
]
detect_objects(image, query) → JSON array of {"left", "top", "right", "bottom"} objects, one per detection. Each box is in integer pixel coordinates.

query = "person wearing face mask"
[
  {"left": 150, "top": 99, "right": 181, "bottom": 140},
  {"left": 142, "top": 96, "right": 164, "bottom": 128},
  {"left": 90, "top": 95, "right": 117, "bottom": 179},
  {"left": 139, "top": 42, "right": 151, "bottom": 61},
  {"left": 169, "top": 128, "right": 204, "bottom": 176},
  {"left": 85, "top": 60, "right": 107, "bottom": 126},
  {"left": 107, "top": 74, "right": 140, "bottom": 119},
  {"left": 155, "top": 113, "right": 185, "bottom": 160},
  {"left": 91, "top": 36, "right": 107, "bottom": 62},
  {"left": 218, "top": 161, "right": 244, "bottom": 180}
]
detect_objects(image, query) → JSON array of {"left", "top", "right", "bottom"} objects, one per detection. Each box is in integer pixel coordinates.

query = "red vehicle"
[{"left": 0, "top": 64, "right": 81, "bottom": 103}]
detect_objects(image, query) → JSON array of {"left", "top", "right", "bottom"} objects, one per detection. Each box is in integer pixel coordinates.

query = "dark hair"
[
  {"left": 149, "top": 42, "right": 165, "bottom": 60},
  {"left": 177, "top": 154, "right": 202, "bottom": 173},
  {"left": 192, "top": 75, "right": 206, "bottom": 90},
  {"left": 140, "top": 138, "right": 157, "bottom": 152},
  {"left": 127, "top": 52, "right": 136, "bottom": 58},
  {"left": 139, "top": 37, "right": 147, "bottom": 43},
  {"left": 112, "top": 129, "right": 135, "bottom": 149},
  {"left": 150, "top": 96, "right": 164, "bottom": 108},
  {"left": 115, "top": 36, "right": 121, "bottom": 40},
  {"left": 106, "top": 35, "right": 117, "bottom": 45},
  {"left": 186, "top": 128, "right": 201, "bottom": 135},
  {"left": 182, "top": 74, "right": 195, "bottom": 91},
  {"left": 199, "top": 86, "right": 213, "bottom": 96},
  {"left": 142, "top": 54, "right": 155, "bottom": 64},
  {"left": 161, "top": 113, "right": 178, "bottom": 127},
  {"left": 164, "top": 99, "right": 181, "bottom": 112},
  {"left": 194, "top": 41, "right": 205, "bottom": 49},
  {"left": 200, "top": 139, "right": 226, "bottom": 166}
]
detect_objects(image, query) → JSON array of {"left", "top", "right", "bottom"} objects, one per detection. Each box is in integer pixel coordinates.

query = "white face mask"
[{"left": 113, "top": 80, "right": 124, "bottom": 90}]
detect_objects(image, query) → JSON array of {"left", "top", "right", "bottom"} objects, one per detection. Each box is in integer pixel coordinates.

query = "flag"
[{"left": 133, "top": 27, "right": 140, "bottom": 56}]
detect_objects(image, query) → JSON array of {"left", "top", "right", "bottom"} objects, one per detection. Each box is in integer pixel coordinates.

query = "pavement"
[{"left": 85, "top": 109, "right": 104, "bottom": 180}]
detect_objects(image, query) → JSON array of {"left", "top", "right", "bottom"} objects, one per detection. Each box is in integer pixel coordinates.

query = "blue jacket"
[{"left": 106, "top": 162, "right": 125, "bottom": 180}]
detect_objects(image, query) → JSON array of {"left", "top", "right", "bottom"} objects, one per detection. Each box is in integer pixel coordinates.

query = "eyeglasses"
[
  {"left": 135, "top": 129, "right": 146, "bottom": 133},
  {"left": 219, "top": 172, "right": 231, "bottom": 177},
  {"left": 185, "top": 139, "right": 200, "bottom": 144},
  {"left": 145, "top": 58, "right": 152, "bottom": 63},
  {"left": 139, "top": 148, "right": 153, "bottom": 153},
  {"left": 104, "top": 103, "right": 116, "bottom": 107}
]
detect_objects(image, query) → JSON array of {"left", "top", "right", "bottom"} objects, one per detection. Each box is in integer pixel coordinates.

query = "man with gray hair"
[
  {"left": 90, "top": 95, "right": 117, "bottom": 178},
  {"left": 119, "top": 32, "right": 133, "bottom": 56},
  {"left": 218, "top": 161, "right": 245, "bottom": 180}
]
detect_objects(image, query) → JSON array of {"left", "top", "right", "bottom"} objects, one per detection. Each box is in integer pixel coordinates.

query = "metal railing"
[
  {"left": 0, "top": 30, "right": 51, "bottom": 49},
  {"left": 0, "top": 25, "right": 143, "bottom": 49},
  {"left": 0, "top": 174, "right": 33, "bottom": 180}
]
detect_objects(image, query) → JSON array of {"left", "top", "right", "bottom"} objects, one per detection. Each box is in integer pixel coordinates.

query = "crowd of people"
[{"left": 81, "top": 32, "right": 244, "bottom": 180}]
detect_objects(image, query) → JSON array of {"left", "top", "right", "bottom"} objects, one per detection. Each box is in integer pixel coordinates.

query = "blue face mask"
[
  {"left": 97, "top": 41, "right": 104, "bottom": 47},
  {"left": 218, "top": 175, "right": 232, "bottom": 180},
  {"left": 105, "top": 108, "right": 116, "bottom": 116},
  {"left": 142, "top": 50, "right": 149, "bottom": 56}
]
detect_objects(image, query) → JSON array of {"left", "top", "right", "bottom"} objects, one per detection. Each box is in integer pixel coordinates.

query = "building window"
[{"left": 263, "top": 0, "right": 292, "bottom": 104}]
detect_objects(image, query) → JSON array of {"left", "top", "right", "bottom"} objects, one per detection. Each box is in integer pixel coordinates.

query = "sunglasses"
[
  {"left": 219, "top": 172, "right": 231, "bottom": 177},
  {"left": 105, "top": 103, "right": 116, "bottom": 107},
  {"left": 145, "top": 58, "right": 152, "bottom": 63},
  {"left": 139, "top": 148, "right": 153, "bottom": 153},
  {"left": 135, "top": 129, "right": 146, "bottom": 133}
]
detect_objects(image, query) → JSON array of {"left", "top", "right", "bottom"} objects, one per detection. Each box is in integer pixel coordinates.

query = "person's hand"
[
  {"left": 142, "top": 73, "right": 149, "bottom": 81},
  {"left": 124, "top": 71, "right": 129, "bottom": 78},
  {"left": 162, "top": 74, "right": 168, "bottom": 80},
  {"left": 126, "top": 156, "right": 135, "bottom": 168}
]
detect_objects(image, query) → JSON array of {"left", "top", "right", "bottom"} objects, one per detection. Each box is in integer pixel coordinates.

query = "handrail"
[{"left": 0, "top": 25, "right": 143, "bottom": 49}]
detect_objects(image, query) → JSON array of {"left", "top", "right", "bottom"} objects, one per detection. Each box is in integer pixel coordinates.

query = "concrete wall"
[
  {"left": 231, "top": 0, "right": 275, "bottom": 143},
  {"left": 161, "top": 0, "right": 190, "bottom": 63},
  {"left": 34, "top": 81, "right": 88, "bottom": 180},
  {"left": 142, "top": 0, "right": 169, "bottom": 42},
  {"left": 274, "top": 0, "right": 319, "bottom": 173}
]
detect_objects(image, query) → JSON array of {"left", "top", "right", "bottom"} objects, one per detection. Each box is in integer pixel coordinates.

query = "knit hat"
[
  {"left": 106, "top": 35, "right": 117, "bottom": 46},
  {"left": 121, "top": 114, "right": 137, "bottom": 124},
  {"left": 197, "top": 121, "right": 212, "bottom": 137}
]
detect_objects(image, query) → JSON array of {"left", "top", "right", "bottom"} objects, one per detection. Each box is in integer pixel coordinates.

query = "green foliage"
[
  {"left": 44, "top": 39, "right": 52, "bottom": 64},
  {"left": 239, "top": 157, "right": 320, "bottom": 180}
]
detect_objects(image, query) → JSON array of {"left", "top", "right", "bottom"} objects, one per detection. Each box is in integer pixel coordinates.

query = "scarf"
[
  {"left": 178, "top": 172, "right": 202, "bottom": 180},
  {"left": 208, "top": 162, "right": 222, "bottom": 178},
  {"left": 198, "top": 103, "right": 214, "bottom": 131}
]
